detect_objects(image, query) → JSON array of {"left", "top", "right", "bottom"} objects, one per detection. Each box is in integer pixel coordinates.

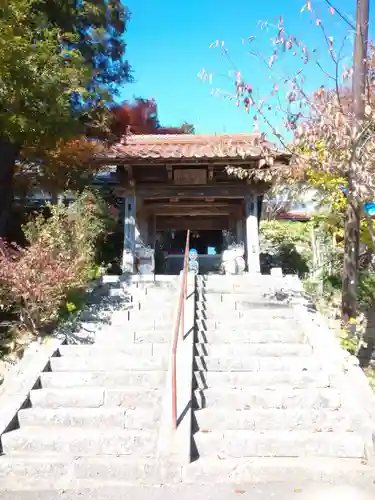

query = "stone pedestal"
[
  {"left": 245, "top": 194, "right": 261, "bottom": 273},
  {"left": 122, "top": 194, "right": 136, "bottom": 273}
]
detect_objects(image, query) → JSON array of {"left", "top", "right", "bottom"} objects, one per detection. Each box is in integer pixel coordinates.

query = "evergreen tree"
[{"left": 0, "top": 0, "right": 131, "bottom": 237}]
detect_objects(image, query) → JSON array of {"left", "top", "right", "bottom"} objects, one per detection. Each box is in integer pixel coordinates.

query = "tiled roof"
[{"left": 104, "top": 133, "right": 285, "bottom": 161}]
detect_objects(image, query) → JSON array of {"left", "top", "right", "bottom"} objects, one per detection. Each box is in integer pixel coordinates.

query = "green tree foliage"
[
  {"left": 0, "top": 0, "right": 132, "bottom": 238},
  {"left": 40, "top": 0, "right": 132, "bottom": 135},
  {"left": 0, "top": 189, "right": 115, "bottom": 336},
  {"left": 0, "top": 0, "right": 90, "bottom": 145},
  {"left": 41, "top": 0, "right": 131, "bottom": 93},
  {"left": 0, "top": 0, "right": 91, "bottom": 236}
]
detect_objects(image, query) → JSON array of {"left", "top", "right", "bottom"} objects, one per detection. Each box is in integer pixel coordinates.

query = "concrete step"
[
  {"left": 121, "top": 319, "right": 174, "bottom": 330},
  {"left": 201, "top": 291, "right": 293, "bottom": 299},
  {"left": 58, "top": 343, "right": 168, "bottom": 358},
  {"left": 200, "top": 280, "right": 286, "bottom": 289},
  {"left": 101, "top": 275, "right": 122, "bottom": 284},
  {"left": 18, "top": 407, "right": 160, "bottom": 430},
  {"left": 235, "top": 301, "right": 296, "bottom": 312},
  {"left": 30, "top": 387, "right": 162, "bottom": 409},
  {"left": 201, "top": 318, "right": 299, "bottom": 330},
  {"left": 40, "top": 370, "right": 166, "bottom": 389},
  {"left": 102, "top": 275, "right": 178, "bottom": 287},
  {"left": 133, "top": 277, "right": 179, "bottom": 287},
  {"left": 194, "top": 430, "right": 366, "bottom": 458},
  {"left": 202, "top": 285, "right": 287, "bottom": 294},
  {"left": 194, "top": 342, "right": 312, "bottom": 357},
  {"left": 201, "top": 274, "right": 286, "bottom": 281},
  {"left": 200, "top": 305, "right": 295, "bottom": 316},
  {"left": 182, "top": 456, "right": 374, "bottom": 485},
  {"left": 124, "top": 291, "right": 176, "bottom": 299},
  {"left": 201, "top": 276, "right": 289, "bottom": 284},
  {"left": 196, "top": 329, "right": 306, "bottom": 344},
  {"left": 199, "top": 288, "right": 261, "bottom": 295},
  {"left": 127, "top": 312, "right": 175, "bottom": 323},
  {"left": 1, "top": 483, "right": 374, "bottom": 500},
  {"left": 94, "top": 328, "right": 172, "bottom": 343},
  {"left": 195, "top": 407, "right": 354, "bottom": 431},
  {"left": 193, "top": 387, "right": 341, "bottom": 410},
  {"left": 1, "top": 427, "right": 158, "bottom": 456},
  {"left": 202, "top": 294, "right": 295, "bottom": 305},
  {"left": 194, "top": 356, "right": 323, "bottom": 372},
  {"left": 108, "top": 287, "right": 130, "bottom": 298},
  {"left": 78, "top": 309, "right": 131, "bottom": 323},
  {"left": 128, "top": 303, "right": 177, "bottom": 313},
  {"left": 128, "top": 288, "right": 177, "bottom": 296},
  {"left": 197, "top": 308, "right": 295, "bottom": 320},
  {"left": 0, "top": 456, "right": 181, "bottom": 491},
  {"left": 193, "top": 370, "right": 331, "bottom": 389},
  {"left": 109, "top": 309, "right": 175, "bottom": 323},
  {"left": 50, "top": 355, "right": 168, "bottom": 372},
  {"left": 129, "top": 301, "right": 176, "bottom": 310}
]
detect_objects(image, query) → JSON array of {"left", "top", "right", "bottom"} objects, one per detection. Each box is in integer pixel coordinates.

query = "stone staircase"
[
  {"left": 0, "top": 276, "right": 179, "bottom": 493},
  {"left": 0, "top": 273, "right": 375, "bottom": 498},
  {"left": 185, "top": 275, "right": 375, "bottom": 488}
]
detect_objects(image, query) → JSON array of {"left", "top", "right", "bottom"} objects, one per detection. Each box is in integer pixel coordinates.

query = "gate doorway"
[{"left": 155, "top": 229, "right": 225, "bottom": 274}]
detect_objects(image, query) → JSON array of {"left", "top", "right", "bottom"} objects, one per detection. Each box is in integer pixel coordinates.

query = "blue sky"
[{"left": 120, "top": 0, "right": 373, "bottom": 136}]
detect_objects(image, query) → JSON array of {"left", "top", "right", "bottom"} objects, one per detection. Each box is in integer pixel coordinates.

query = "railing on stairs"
[{"left": 171, "top": 229, "right": 190, "bottom": 428}]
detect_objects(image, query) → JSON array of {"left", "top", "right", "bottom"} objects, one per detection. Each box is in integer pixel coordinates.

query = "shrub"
[
  {"left": 0, "top": 241, "right": 19, "bottom": 311},
  {"left": 0, "top": 239, "right": 86, "bottom": 333},
  {"left": 358, "top": 272, "right": 375, "bottom": 311},
  {"left": 0, "top": 190, "right": 115, "bottom": 336},
  {"left": 340, "top": 326, "right": 360, "bottom": 356},
  {"left": 259, "top": 221, "right": 312, "bottom": 277}
]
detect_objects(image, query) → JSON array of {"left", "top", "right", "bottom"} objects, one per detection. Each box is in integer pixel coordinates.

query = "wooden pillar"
[
  {"left": 122, "top": 194, "right": 136, "bottom": 273},
  {"left": 236, "top": 218, "right": 244, "bottom": 244},
  {"left": 136, "top": 215, "right": 148, "bottom": 246},
  {"left": 134, "top": 197, "right": 148, "bottom": 246},
  {"left": 229, "top": 216, "right": 236, "bottom": 242},
  {"left": 245, "top": 194, "right": 260, "bottom": 273},
  {"left": 148, "top": 213, "right": 156, "bottom": 248}
]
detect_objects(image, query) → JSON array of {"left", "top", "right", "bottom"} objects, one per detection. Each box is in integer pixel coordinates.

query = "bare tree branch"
[{"left": 323, "top": 0, "right": 356, "bottom": 31}]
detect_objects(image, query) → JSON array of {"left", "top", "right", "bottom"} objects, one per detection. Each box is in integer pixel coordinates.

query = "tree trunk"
[
  {"left": 0, "top": 137, "right": 20, "bottom": 239},
  {"left": 341, "top": 192, "right": 361, "bottom": 322},
  {"left": 358, "top": 296, "right": 375, "bottom": 368}
]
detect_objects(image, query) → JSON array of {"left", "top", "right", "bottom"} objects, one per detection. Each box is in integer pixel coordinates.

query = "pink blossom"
[{"left": 268, "top": 54, "right": 276, "bottom": 67}]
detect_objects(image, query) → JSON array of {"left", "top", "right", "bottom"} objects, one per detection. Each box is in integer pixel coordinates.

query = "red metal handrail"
[{"left": 171, "top": 229, "right": 190, "bottom": 428}]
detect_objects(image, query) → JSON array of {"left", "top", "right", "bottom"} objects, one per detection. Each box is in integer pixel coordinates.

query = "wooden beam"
[
  {"left": 146, "top": 202, "right": 240, "bottom": 210},
  {"left": 155, "top": 211, "right": 231, "bottom": 217},
  {"left": 143, "top": 202, "right": 242, "bottom": 218},
  {"left": 136, "top": 184, "right": 254, "bottom": 199},
  {"left": 155, "top": 205, "right": 235, "bottom": 212},
  {"left": 156, "top": 217, "right": 229, "bottom": 231}
]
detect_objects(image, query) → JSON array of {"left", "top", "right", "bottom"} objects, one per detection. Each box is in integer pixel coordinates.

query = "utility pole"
[{"left": 341, "top": 0, "right": 370, "bottom": 322}]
